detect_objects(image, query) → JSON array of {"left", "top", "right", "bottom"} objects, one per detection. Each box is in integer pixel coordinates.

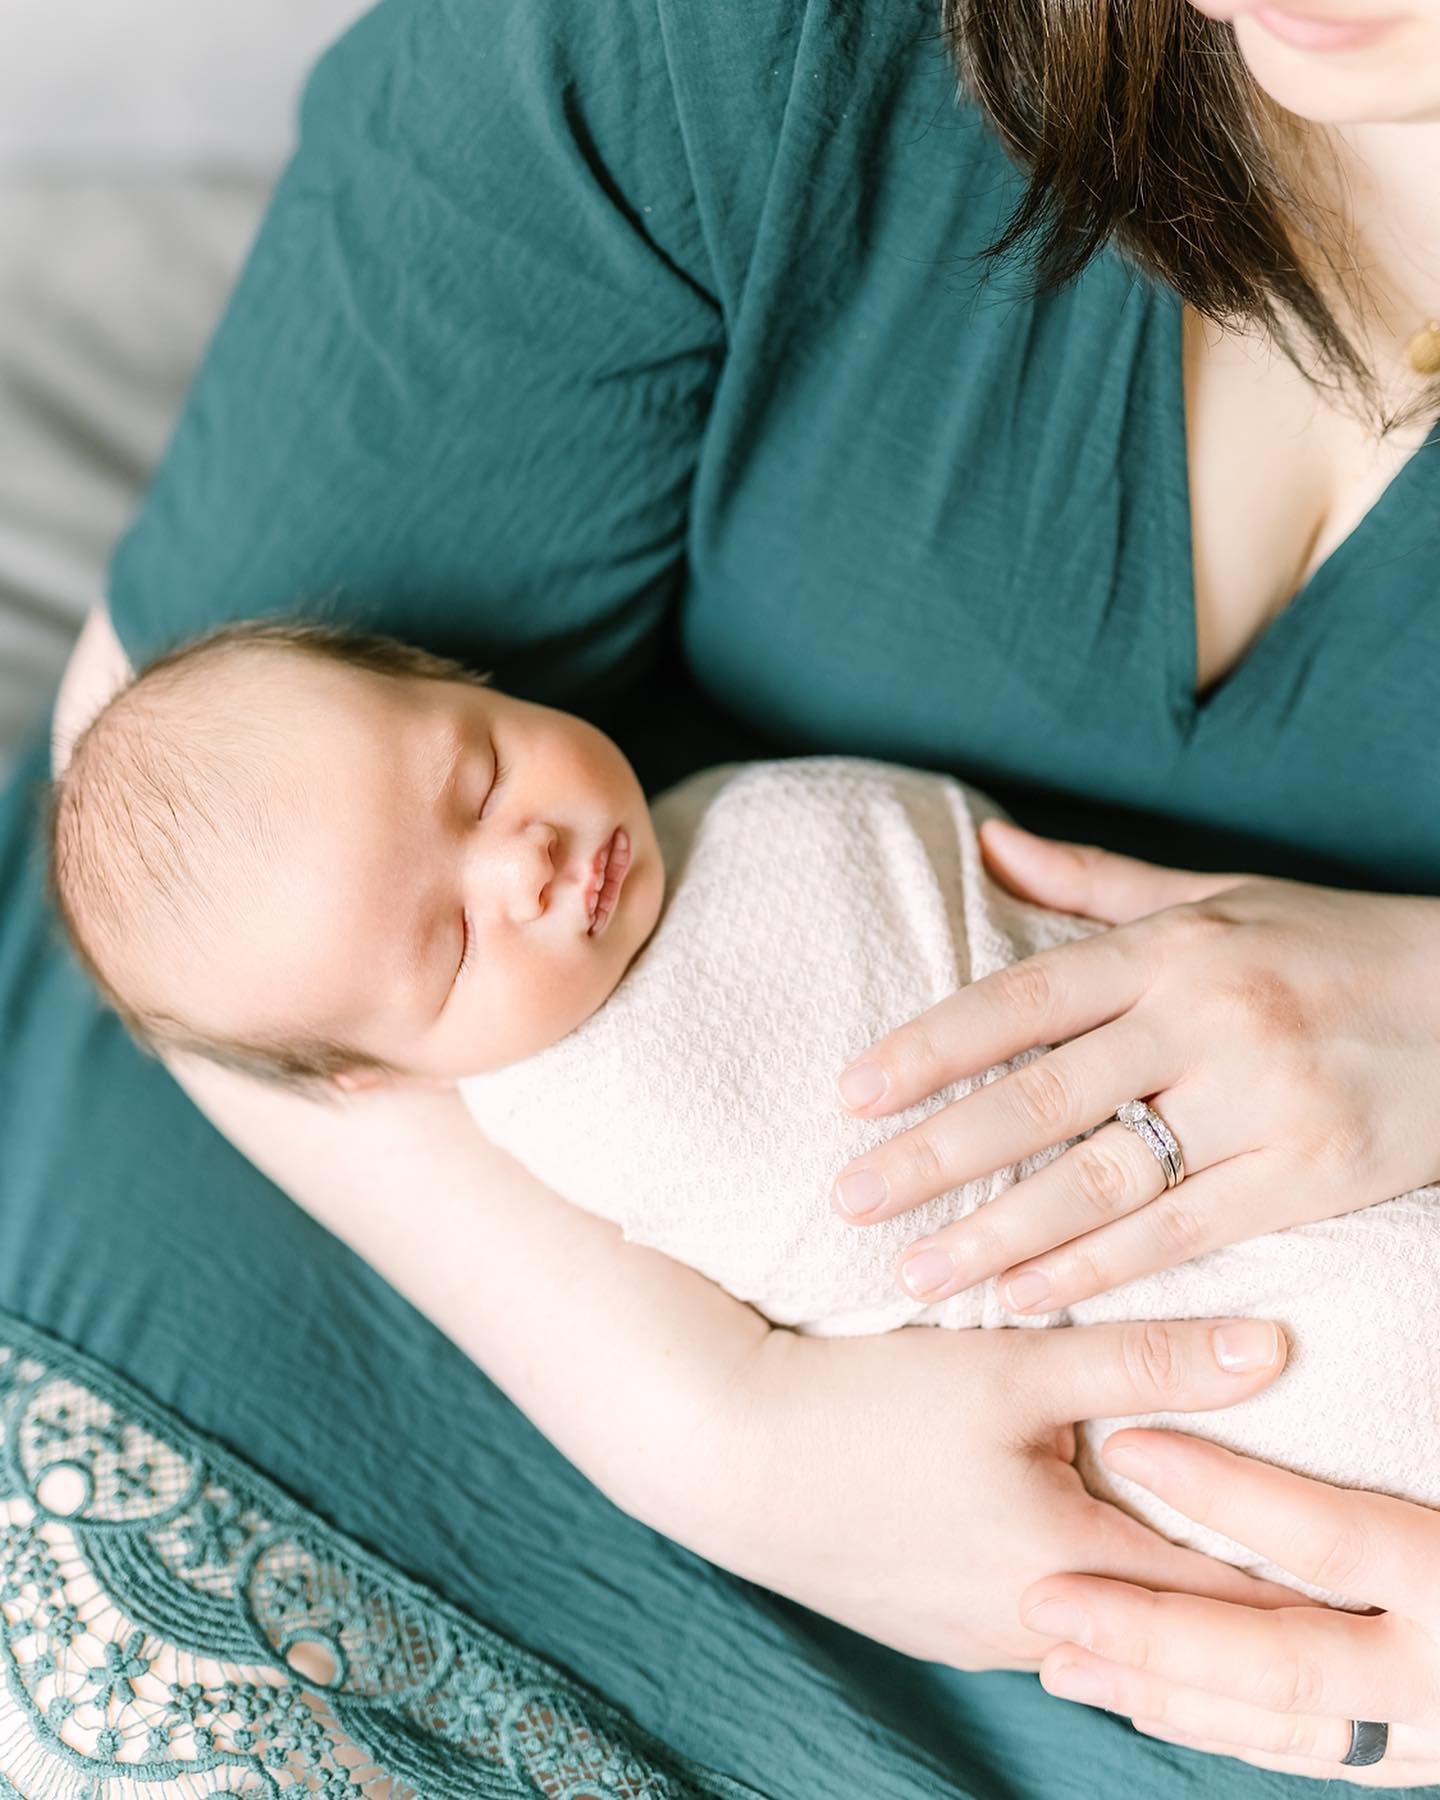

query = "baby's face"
[{"left": 157, "top": 659, "right": 664, "bottom": 1081}]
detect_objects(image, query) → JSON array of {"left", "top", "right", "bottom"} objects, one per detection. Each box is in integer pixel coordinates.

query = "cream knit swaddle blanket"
[{"left": 460, "top": 757, "right": 1440, "bottom": 1602}]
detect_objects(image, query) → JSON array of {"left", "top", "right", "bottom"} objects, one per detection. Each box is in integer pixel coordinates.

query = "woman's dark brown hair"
[{"left": 942, "top": 0, "right": 1440, "bottom": 436}]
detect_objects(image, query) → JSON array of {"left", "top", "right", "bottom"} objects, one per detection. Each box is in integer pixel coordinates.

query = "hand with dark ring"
[{"left": 1021, "top": 1432, "right": 1440, "bottom": 1786}]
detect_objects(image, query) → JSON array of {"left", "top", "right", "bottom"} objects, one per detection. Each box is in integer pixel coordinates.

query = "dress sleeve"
[{"left": 106, "top": 0, "right": 724, "bottom": 709}]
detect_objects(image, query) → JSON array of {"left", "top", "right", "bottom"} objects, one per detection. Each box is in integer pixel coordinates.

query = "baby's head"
[{"left": 50, "top": 621, "right": 664, "bottom": 1088}]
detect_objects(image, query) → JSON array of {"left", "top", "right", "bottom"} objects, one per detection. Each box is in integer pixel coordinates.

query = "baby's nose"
[{"left": 509, "top": 821, "right": 557, "bottom": 922}]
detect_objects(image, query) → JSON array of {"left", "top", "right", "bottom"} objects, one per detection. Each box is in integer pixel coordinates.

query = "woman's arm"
[
  {"left": 170, "top": 1051, "right": 773, "bottom": 1554},
  {"left": 53, "top": 602, "right": 1295, "bottom": 1667},
  {"left": 50, "top": 600, "right": 765, "bottom": 1538},
  {"left": 171, "top": 1039, "right": 1296, "bottom": 1669},
  {"left": 52, "top": 601, "right": 132, "bottom": 769},
  {"left": 53, "top": 605, "right": 765, "bottom": 1538}
]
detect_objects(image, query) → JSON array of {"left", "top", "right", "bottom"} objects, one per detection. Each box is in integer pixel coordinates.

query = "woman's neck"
[{"left": 1302, "top": 117, "right": 1440, "bottom": 378}]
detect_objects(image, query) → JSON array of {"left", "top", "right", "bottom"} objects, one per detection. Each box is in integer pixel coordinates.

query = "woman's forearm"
[
  {"left": 52, "top": 603, "right": 1294, "bottom": 1673},
  {"left": 166, "top": 1054, "right": 775, "bottom": 1554},
  {"left": 52, "top": 601, "right": 775, "bottom": 1562}
]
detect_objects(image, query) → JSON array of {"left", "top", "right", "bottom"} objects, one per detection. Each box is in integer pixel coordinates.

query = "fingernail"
[
  {"left": 837, "top": 1061, "right": 887, "bottom": 1108},
  {"left": 1023, "top": 1600, "right": 1093, "bottom": 1648},
  {"left": 1211, "top": 1320, "right": 1281, "bottom": 1373},
  {"left": 1003, "top": 1269, "right": 1052, "bottom": 1312},
  {"left": 1104, "top": 1442, "right": 1161, "bottom": 1488},
  {"left": 901, "top": 1247, "right": 954, "bottom": 1297},
  {"left": 1045, "top": 1660, "right": 1110, "bottom": 1705},
  {"left": 834, "top": 1169, "right": 888, "bottom": 1217}
]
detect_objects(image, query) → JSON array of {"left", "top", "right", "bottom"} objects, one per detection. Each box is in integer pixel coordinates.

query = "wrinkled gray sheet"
[{"left": 0, "top": 175, "right": 272, "bottom": 776}]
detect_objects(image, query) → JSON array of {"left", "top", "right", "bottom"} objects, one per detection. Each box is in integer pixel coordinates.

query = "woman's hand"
[
  {"left": 730, "top": 1316, "right": 1296, "bottom": 1670},
  {"left": 50, "top": 605, "right": 1292, "bottom": 1673},
  {"left": 159, "top": 1026, "right": 1294, "bottom": 1673},
  {"left": 1021, "top": 1431, "right": 1440, "bottom": 1785},
  {"left": 831, "top": 819, "right": 1440, "bottom": 1313}
]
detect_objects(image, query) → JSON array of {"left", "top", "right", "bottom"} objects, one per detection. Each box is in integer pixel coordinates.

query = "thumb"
[
  {"left": 1017, "top": 1318, "right": 1287, "bottom": 1431},
  {"left": 978, "top": 818, "right": 1237, "bottom": 925}
]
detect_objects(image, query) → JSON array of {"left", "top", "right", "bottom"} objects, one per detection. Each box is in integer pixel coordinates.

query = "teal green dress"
[{"left": 2, "top": 0, "right": 1438, "bottom": 1793}]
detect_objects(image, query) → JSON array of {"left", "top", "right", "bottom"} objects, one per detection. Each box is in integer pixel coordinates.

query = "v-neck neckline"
[{"left": 1163, "top": 286, "right": 1440, "bottom": 727}]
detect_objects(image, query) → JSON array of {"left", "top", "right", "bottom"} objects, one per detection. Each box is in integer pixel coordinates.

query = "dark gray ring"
[{"left": 1341, "top": 1720, "right": 1388, "bottom": 1767}]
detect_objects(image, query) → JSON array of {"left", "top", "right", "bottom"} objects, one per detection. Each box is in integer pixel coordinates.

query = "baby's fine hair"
[{"left": 48, "top": 617, "right": 492, "bottom": 1089}]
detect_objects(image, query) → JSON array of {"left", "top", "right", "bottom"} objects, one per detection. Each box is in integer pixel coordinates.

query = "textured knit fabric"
[
  {"left": 462, "top": 758, "right": 1440, "bottom": 1603},
  {"left": 463, "top": 758, "right": 1095, "bottom": 1335},
  {"left": 5, "top": 0, "right": 1437, "bottom": 1794}
]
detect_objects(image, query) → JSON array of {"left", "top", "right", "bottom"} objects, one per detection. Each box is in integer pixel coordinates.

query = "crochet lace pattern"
[{"left": 0, "top": 1311, "right": 763, "bottom": 1799}]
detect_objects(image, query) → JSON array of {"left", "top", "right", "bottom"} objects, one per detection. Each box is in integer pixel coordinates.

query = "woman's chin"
[{"left": 1233, "top": 17, "right": 1440, "bottom": 123}]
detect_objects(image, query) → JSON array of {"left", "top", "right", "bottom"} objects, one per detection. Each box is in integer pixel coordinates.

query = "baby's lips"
[
  {"left": 586, "top": 827, "right": 631, "bottom": 936},
  {"left": 581, "top": 831, "right": 613, "bottom": 926}
]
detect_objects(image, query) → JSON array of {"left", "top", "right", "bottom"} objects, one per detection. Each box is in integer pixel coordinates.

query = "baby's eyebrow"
[{"left": 423, "top": 722, "right": 467, "bottom": 811}]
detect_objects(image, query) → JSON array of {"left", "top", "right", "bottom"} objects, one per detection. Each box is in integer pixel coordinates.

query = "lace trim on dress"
[{"left": 0, "top": 1310, "right": 764, "bottom": 1800}]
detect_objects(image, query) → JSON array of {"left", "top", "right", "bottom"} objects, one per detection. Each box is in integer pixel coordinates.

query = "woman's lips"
[
  {"left": 1252, "top": 6, "right": 1403, "bottom": 47},
  {"left": 585, "top": 827, "right": 631, "bottom": 937}
]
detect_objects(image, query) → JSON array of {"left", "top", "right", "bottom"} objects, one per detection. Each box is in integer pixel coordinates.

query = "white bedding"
[
  {"left": 0, "top": 176, "right": 272, "bottom": 775},
  {"left": 0, "top": 0, "right": 371, "bottom": 781},
  {"left": 1, "top": 0, "right": 367, "bottom": 171}
]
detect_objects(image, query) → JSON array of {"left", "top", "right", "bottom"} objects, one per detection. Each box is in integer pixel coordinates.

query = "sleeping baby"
[{"left": 49, "top": 618, "right": 1440, "bottom": 1604}]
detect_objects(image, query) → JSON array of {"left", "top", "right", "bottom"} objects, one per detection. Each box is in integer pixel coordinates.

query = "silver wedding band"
[
  {"left": 1341, "top": 1720, "right": 1388, "bottom": 1767},
  {"left": 1115, "top": 1099, "right": 1185, "bottom": 1188}
]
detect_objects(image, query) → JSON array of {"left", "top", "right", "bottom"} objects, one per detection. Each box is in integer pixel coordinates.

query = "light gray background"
[{"left": 0, "top": 0, "right": 370, "bottom": 778}]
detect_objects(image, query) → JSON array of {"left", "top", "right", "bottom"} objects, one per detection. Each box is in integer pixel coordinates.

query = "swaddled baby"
[{"left": 51, "top": 619, "right": 1440, "bottom": 1603}]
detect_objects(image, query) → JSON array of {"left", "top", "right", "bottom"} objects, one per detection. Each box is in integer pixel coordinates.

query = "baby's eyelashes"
[
  {"left": 455, "top": 910, "right": 476, "bottom": 983},
  {"left": 480, "top": 746, "right": 508, "bottom": 819}
]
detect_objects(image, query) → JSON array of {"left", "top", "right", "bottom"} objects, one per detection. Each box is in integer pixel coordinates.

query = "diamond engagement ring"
[{"left": 1115, "top": 1099, "right": 1185, "bottom": 1188}]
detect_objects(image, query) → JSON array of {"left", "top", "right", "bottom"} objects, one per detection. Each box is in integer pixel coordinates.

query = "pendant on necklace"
[{"left": 1406, "top": 318, "right": 1440, "bottom": 376}]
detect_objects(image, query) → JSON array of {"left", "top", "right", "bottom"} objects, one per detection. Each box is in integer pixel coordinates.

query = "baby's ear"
[
  {"left": 331, "top": 1067, "right": 394, "bottom": 1095},
  {"left": 331, "top": 1067, "right": 452, "bottom": 1095}
]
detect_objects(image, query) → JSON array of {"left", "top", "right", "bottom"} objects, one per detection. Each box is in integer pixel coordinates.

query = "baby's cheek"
[{"left": 488, "top": 952, "right": 598, "bottom": 1066}]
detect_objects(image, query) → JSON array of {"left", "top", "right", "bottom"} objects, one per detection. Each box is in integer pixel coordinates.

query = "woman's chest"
[{"left": 1181, "top": 302, "right": 1434, "bottom": 700}]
